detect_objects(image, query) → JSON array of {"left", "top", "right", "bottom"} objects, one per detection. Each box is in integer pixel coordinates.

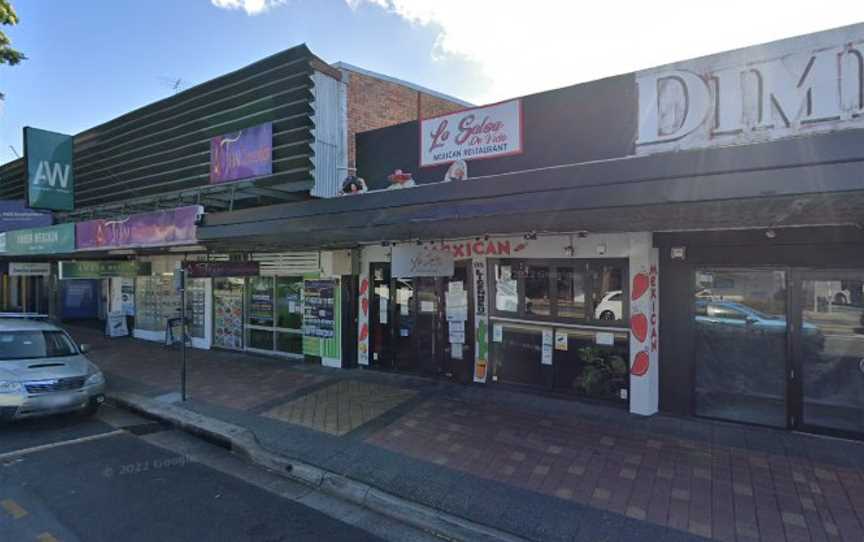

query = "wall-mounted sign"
[
  {"left": 24, "top": 127, "right": 75, "bottom": 211},
  {"left": 9, "top": 262, "right": 51, "bottom": 276},
  {"left": 392, "top": 245, "right": 455, "bottom": 278},
  {"left": 210, "top": 122, "right": 273, "bottom": 184},
  {"left": 0, "top": 233, "right": 6, "bottom": 254},
  {"left": 636, "top": 28, "right": 864, "bottom": 155},
  {"left": 303, "top": 279, "right": 336, "bottom": 339},
  {"left": 183, "top": 261, "right": 259, "bottom": 278},
  {"left": 59, "top": 260, "right": 152, "bottom": 279},
  {"left": 0, "top": 200, "right": 53, "bottom": 233},
  {"left": 5, "top": 223, "right": 75, "bottom": 255},
  {"left": 76, "top": 205, "right": 201, "bottom": 250},
  {"left": 420, "top": 99, "right": 523, "bottom": 167}
]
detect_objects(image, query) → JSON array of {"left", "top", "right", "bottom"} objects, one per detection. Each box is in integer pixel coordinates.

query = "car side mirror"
[{"left": 79, "top": 344, "right": 90, "bottom": 353}]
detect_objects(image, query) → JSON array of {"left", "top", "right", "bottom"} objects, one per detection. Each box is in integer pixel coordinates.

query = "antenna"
[
  {"left": 157, "top": 76, "right": 186, "bottom": 95},
  {"left": 9, "top": 145, "right": 19, "bottom": 158}
]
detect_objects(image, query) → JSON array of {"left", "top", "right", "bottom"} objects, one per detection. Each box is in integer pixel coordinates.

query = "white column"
[{"left": 628, "top": 232, "right": 659, "bottom": 416}]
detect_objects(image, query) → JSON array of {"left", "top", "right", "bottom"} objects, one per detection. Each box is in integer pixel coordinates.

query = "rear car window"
[{"left": 0, "top": 331, "right": 78, "bottom": 360}]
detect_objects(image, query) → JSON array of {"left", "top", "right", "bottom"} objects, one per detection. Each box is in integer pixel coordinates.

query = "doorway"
[{"left": 691, "top": 267, "right": 864, "bottom": 437}]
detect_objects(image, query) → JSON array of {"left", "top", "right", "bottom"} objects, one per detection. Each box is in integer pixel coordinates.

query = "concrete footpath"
[{"left": 69, "top": 324, "right": 864, "bottom": 542}]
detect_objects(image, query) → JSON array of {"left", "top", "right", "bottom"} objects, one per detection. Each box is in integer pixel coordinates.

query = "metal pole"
[{"left": 181, "top": 276, "right": 188, "bottom": 402}]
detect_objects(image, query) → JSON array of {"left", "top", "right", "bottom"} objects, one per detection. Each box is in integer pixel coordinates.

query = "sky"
[{"left": 0, "top": 0, "right": 861, "bottom": 165}]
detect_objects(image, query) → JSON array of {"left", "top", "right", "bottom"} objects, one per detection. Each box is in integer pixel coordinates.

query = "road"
[{"left": 0, "top": 406, "right": 436, "bottom": 542}]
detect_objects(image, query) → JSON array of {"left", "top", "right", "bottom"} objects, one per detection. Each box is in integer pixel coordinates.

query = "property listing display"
[
  {"left": 186, "top": 279, "right": 207, "bottom": 339},
  {"left": 134, "top": 276, "right": 181, "bottom": 333},
  {"left": 303, "top": 280, "right": 336, "bottom": 338}
]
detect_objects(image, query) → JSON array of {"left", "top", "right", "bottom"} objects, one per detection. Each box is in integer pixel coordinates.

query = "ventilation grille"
[{"left": 252, "top": 252, "right": 319, "bottom": 275}]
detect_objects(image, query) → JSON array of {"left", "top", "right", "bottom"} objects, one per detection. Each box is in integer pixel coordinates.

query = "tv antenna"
[
  {"left": 9, "top": 145, "right": 19, "bottom": 158},
  {"left": 158, "top": 76, "right": 186, "bottom": 95}
]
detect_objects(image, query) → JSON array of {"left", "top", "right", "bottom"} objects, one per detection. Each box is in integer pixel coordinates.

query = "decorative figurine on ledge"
[
  {"left": 387, "top": 169, "right": 415, "bottom": 189},
  {"left": 340, "top": 175, "right": 368, "bottom": 195},
  {"left": 442, "top": 159, "right": 468, "bottom": 182}
]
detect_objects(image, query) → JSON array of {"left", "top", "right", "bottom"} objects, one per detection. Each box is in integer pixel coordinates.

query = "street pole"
[{"left": 181, "top": 277, "right": 187, "bottom": 402}]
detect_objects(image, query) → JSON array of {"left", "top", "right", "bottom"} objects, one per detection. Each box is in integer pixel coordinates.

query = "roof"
[
  {"left": 0, "top": 317, "right": 59, "bottom": 332},
  {"left": 333, "top": 62, "right": 473, "bottom": 107}
]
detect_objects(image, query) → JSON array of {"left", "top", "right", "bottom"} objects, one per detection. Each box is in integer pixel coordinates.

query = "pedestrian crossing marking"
[{"left": 0, "top": 498, "right": 28, "bottom": 519}]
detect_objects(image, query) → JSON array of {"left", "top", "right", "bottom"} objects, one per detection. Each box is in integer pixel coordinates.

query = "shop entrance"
[
  {"left": 368, "top": 261, "right": 474, "bottom": 381},
  {"left": 692, "top": 267, "right": 864, "bottom": 437}
]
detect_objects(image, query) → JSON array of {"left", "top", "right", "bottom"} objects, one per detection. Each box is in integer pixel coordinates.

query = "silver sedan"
[{"left": 0, "top": 317, "right": 105, "bottom": 421}]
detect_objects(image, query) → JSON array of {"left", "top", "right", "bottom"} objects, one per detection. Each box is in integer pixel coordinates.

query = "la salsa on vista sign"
[{"left": 420, "top": 100, "right": 523, "bottom": 167}]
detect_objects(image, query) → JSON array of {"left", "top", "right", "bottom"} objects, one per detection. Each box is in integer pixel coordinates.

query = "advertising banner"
[
  {"left": 0, "top": 200, "right": 53, "bottom": 233},
  {"left": 392, "top": 244, "right": 454, "bottom": 278},
  {"left": 5, "top": 223, "right": 75, "bottom": 255},
  {"left": 420, "top": 99, "right": 523, "bottom": 167},
  {"left": 210, "top": 122, "right": 273, "bottom": 184},
  {"left": 183, "top": 261, "right": 259, "bottom": 278},
  {"left": 9, "top": 262, "right": 51, "bottom": 276},
  {"left": 59, "top": 260, "right": 152, "bottom": 279},
  {"left": 25, "top": 127, "right": 75, "bottom": 211},
  {"left": 75, "top": 205, "right": 200, "bottom": 250}
]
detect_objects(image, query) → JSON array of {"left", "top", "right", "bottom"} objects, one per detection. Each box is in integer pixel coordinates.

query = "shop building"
[
  {"left": 199, "top": 24, "right": 864, "bottom": 437},
  {"left": 0, "top": 44, "right": 468, "bottom": 368}
]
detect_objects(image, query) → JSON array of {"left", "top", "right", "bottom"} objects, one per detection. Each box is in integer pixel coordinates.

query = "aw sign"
[{"left": 25, "top": 127, "right": 75, "bottom": 211}]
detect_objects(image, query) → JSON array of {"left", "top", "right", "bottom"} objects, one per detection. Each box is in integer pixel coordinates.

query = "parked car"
[
  {"left": 595, "top": 290, "right": 623, "bottom": 320},
  {"left": 0, "top": 316, "right": 105, "bottom": 422},
  {"left": 694, "top": 301, "right": 825, "bottom": 347}
]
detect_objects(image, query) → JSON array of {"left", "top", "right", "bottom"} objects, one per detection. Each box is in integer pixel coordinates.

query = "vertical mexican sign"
[{"left": 24, "top": 127, "right": 75, "bottom": 211}]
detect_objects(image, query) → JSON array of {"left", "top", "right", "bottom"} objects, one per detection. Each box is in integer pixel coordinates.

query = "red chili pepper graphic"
[
  {"left": 359, "top": 323, "right": 368, "bottom": 342},
  {"left": 631, "top": 272, "right": 649, "bottom": 301},
  {"left": 631, "top": 350, "right": 649, "bottom": 377},
  {"left": 630, "top": 313, "right": 648, "bottom": 343},
  {"left": 359, "top": 278, "right": 369, "bottom": 296},
  {"left": 361, "top": 297, "right": 369, "bottom": 316}
]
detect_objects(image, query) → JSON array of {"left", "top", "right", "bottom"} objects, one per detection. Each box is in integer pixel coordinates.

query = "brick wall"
[{"left": 345, "top": 69, "right": 465, "bottom": 170}]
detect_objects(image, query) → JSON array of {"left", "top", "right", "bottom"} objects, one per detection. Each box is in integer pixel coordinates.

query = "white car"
[
  {"left": 0, "top": 316, "right": 105, "bottom": 422},
  {"left": 594, "top": 290, "right": 623, "bottom": 320}
]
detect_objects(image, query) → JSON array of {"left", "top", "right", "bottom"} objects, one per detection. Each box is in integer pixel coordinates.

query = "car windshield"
[{"left": 0, "top": 330, "right": 79, "bottom": 360}]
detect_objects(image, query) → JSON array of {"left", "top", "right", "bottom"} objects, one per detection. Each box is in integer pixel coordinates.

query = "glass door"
[
  {"left": 795, "top": 271, "right": 864, "bottom": 435},
  {"left": 692, "top": 268, "right": 789, "bottom": 427}
]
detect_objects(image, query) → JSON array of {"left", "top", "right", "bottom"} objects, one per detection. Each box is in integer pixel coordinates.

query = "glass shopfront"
[
  {"left": 488, "top": 258, "right": 629, "bottom": 403},
  {"left": 245, "top": 275, "right": 305, "bottom": 357}
]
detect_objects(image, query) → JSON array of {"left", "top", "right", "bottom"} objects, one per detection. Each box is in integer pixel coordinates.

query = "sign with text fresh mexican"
[
  {"left": 210, "top": 122, "right": 273, "bottom": 184},
  {"left": 5, "top": 223, "right": 75, "bottom": 255},
  {"left": 420, "top": 99, "right": 523, "bottom": 167},
  {"left": 25, "top": 127, "right": 75, "bottom": 211},
  {"left": 0, "top": 200, "right": 53, "bottom": 233},
  {"left": 59, "top": 260, "right": 152, "bottom": 280}
]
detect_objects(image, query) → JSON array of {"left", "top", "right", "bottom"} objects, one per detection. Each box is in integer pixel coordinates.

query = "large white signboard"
[
  {"left": 420, "top": 99, "right": 523, "bottom": 167},
  {"left": 9, "top": 262, "right": 51, "bottom": 276},
  {"left": 636, "top": 25, "right": 864, "bottom": 155},
  {"left": 392, "top": 244, "right": 454, "bottom": 278}
]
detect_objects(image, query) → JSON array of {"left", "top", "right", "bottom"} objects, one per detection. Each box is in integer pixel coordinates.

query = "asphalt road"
[{"left": 0, "top": 406, "right": 434, "bottom": 542}]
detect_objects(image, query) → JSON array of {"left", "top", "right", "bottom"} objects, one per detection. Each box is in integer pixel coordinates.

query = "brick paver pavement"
[{"left": 68, "top": 323, "right": 864, "bottom": 542}]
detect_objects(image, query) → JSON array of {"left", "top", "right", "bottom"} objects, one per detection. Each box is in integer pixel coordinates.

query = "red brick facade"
[{"left": 345, "top": 69, "right": 466, "bottom": 169}]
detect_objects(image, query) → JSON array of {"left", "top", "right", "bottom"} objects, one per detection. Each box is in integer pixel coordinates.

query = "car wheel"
[
  {"left": 599, "top": 310, "right": 616, "bottom": 321},
  {"left": 81, "top": 402, "right": 101, "bottom": 418},
  {"left": 834, "top": 293, "right": 848, "bottom": 305}
]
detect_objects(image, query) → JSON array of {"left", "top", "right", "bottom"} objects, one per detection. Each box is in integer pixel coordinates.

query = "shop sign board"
[
  {"left": 183, "top": 261, "right": 259, "bottom": 278},
  {"left": 24, "top": 127, "right": 75, "bottom": 211},
  {"left": 59, "top": 260, "right": 152, "bottom": 279},
  {"left": 392, "top": 245, "right": 454, "bottom": 278},
  {"left": 0, "top": 233, "right": 6, "bottom": 254},
  {"left": 5, "top": 223, "right": 75, "bottom": 255},
  {"left": 420, "top": 99, "right": 523, "bottom": 167},
  {"left": 76, "top": 205, "right": 201, "bottom": 250},
  {"left": 9, "top": 262, "right": 51, "bottom": 276},
  {"left": 210, "top": 122, "right": 273, "bottom": 185},
  {"left": 636, "top": 26, "right": 864, "bottom": 155},
  {"left": 0, "top": 200, "right": 53, "bottom": 233}
]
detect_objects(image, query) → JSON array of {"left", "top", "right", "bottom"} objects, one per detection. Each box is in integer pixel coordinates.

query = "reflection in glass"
[
  {"left": 247, "top": 277, "right": 274, "bottom": 327},
  {"left": 557, "top": 268, "right": 585, "bottom": 319},
  {"left": 276, "top": 276, "right": 303, "bottom": 330},
  {"left": 801, "top": 278, "right": 864, "bottom": 433},
  {"left": 591, "top": 264, "right": 624, "bottom": 321},
  {"left": 693, "top": 269, "right": 787, "bottom": 427},
  {"left": 523, "top": 265, "right": 551, "bottom": 316}
]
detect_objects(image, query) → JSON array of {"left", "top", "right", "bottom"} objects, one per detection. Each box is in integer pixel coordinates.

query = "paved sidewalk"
[{"left": 70, "top": 325, "right": 864, "bottom": 542}]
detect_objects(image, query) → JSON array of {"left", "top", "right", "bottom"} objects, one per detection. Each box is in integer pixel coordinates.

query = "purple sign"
[
  {"left": 76, "top": 205, "right": 201, "bottom": 250},
  {"left": 0, "top": 199, "right": 53, "bottom": 233},
  {"left": 210, "top": 122, "right": 273, "bottom": 184}
]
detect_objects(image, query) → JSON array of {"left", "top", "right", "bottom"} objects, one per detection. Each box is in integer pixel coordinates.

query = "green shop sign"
[
  {"left": 25, "top": 127, "right": 75, "bottom": 211},
  {"left": 59, "top": 260, "right": 152, "bottom": 279},
  {"left": 5, "top": 223, "right": 75, "bottom": 255}
]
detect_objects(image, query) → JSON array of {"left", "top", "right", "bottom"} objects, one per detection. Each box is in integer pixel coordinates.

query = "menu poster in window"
[
  {"left": 249, "top": 281, "right": 274, "bottom": 326},
  {"left": 303, "top": 279, "right": 336, "bottom": 339}
]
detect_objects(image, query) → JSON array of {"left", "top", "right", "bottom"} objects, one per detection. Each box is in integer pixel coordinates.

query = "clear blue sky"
[{"left": 0, "top": 0, "right": 484, "bottom": 165}]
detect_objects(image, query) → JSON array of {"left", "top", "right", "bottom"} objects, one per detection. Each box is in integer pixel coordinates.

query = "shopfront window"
[
  {"left": 247, "top": 277, "right": 274, "bottom": 327},
  {"left": 490, "top": 258, "right": 628, "bottom": 326},
  {"left": 276, "top": 277, "right": 303, "bottom": 329}
]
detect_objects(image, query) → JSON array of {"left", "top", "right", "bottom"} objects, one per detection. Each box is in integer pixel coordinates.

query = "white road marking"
[{"left": 0, "top": 430, "right": 125, "bottom": 462}]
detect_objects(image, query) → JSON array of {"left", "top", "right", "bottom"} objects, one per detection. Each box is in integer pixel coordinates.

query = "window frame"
[{"left": 488, "top": 257, "right": 630, "bottom": 327}]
